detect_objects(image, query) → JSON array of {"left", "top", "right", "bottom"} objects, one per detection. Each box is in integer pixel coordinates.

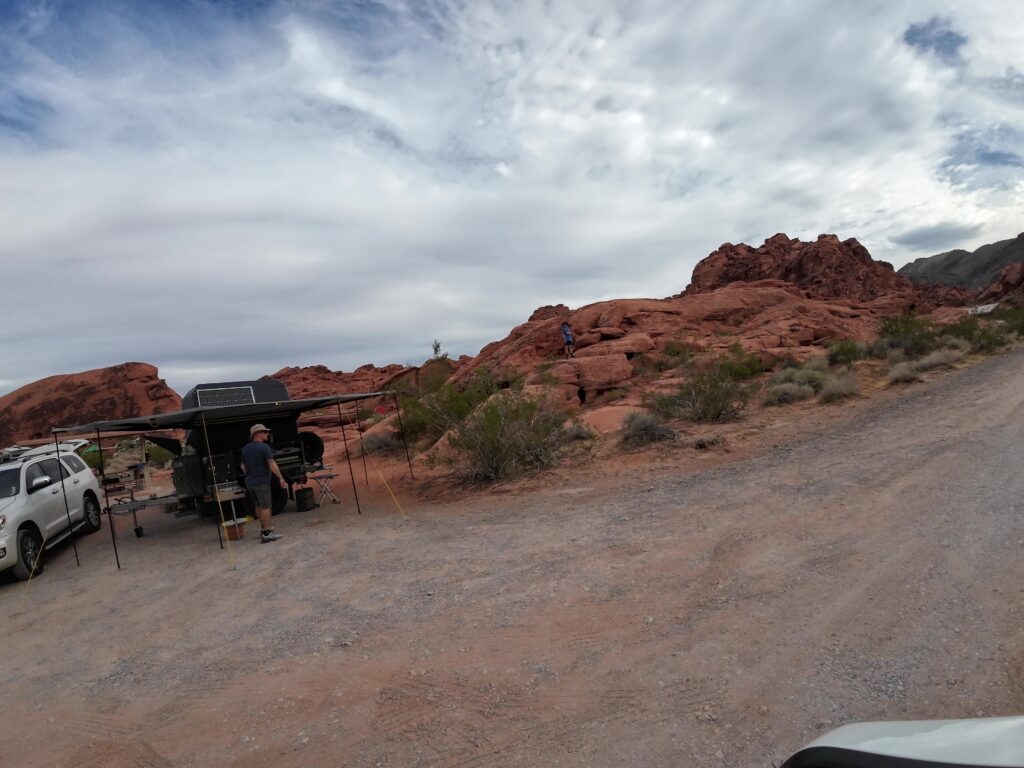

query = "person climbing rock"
[{"left": 561, "top": 321, "right": 575, "bottom": 359}]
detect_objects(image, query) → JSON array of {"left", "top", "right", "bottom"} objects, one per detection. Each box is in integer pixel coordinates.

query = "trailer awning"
[{"left": 52, "top": 392, "right": 389, "bottom": 435}]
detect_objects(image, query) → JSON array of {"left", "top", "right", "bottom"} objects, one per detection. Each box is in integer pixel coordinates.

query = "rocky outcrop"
[
  {"left": 686, "top": 233, "right": 913, "bottom": 302},
  {"left": 268, "top": 358, "right": 460, "bottom": 399},
  {"left": 977, "top": 263, "right": 1024, "bottom": 307},
  {"left": 899, "top": 232, "right": 1024, "bottom": 290},
  {"left": 0, "top": 363, "right": 180, "bottom": 444}
]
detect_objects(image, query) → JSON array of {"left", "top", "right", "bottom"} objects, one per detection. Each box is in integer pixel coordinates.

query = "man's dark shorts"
[{"left": 248, "top": 483, "right": 272, "bottom": 510}]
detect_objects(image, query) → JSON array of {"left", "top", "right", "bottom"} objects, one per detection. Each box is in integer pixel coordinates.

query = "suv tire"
[
  {"left": 80, "top": 494, "right": 102, "bottom": 534},
  {"left": 12, "top": 527, "right": 44, "bottom": 580}
]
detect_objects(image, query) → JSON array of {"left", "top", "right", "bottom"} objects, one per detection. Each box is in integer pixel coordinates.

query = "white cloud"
[{"left": 0, "top": 0, "right": 1022, "bottom": 395}]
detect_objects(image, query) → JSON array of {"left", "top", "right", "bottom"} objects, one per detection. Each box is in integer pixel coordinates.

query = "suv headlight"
[{"left": 0, "top": 514, "right": 6, "bottom": 531}]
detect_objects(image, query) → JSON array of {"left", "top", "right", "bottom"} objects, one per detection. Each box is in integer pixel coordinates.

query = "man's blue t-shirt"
[{"left": 241, "top": 441, "right": 274, "bottom": 486}]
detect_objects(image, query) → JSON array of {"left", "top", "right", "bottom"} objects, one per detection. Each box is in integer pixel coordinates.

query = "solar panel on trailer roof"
[{"left": 195, "top": 386, "right": 256, "bottom": 408}]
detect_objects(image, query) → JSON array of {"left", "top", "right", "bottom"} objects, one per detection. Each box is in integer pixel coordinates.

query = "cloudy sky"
[{"left": 2, "top": 0, "right": 1022, "bottom": 396}]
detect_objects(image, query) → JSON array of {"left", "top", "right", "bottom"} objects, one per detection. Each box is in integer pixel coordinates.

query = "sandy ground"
[{"left": 2, "top": 351, "right": 1023, "bottom": 768}]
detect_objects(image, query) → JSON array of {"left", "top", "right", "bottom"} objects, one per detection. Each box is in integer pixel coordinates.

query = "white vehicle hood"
[{"left": 799, "top": 716, "right": 1024, "bottom": 766}]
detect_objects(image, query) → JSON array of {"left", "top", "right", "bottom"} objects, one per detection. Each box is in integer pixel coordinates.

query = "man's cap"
[{"left": 250, "top": 423, "right": 270, "bottom": 437}]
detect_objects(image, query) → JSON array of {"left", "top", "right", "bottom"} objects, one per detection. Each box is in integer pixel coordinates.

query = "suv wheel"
[
  {"left": 12, "top": 528, "right": 44, "bottom": 581},
  {"left": 81, "top": 494, "right": 102, "bottom": 533}
]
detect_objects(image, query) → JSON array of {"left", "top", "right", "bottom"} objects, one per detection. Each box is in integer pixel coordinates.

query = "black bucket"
[{"left": 295, "top": 487, "right": 316, "bottom": 512}]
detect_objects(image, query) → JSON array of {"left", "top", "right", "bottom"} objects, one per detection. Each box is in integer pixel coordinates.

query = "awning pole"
[
  {"left": 201, "top": 413, "right": 236, "bottom": 567},
  {"left": 337, "top": 403, "right": 362, "bottom": 514},
  {"left": 391, "top": 392, "right": 415, "bottom": 479},
  {"left": 96, "top": 429, "right": 121, "bottom": 570},
  {"left": 53, "top": 431, "right": 80, "bottom": 567},
  {"left": 353, "top": 405, "right": 369, "bottom": 485}
]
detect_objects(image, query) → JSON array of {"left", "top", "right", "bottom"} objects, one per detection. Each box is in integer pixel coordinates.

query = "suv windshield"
[{"left": 0, "top": 467, "right": 20, "bottom": 498}]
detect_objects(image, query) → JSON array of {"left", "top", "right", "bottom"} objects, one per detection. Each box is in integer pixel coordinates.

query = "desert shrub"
[
  {"left": 632, "top": 353, "right": 676, "bottom": 377},
  {"left": 643, "top": 392, "right": 683, "bottom": 420},
  {"left": 971, "top": 323, "right": 1010, "bottom": 354},
  {"left": 827, "top": 340, "right": 864, "bottom": 366},
  {"left": 864, "top": 338, "right": 891, "bottom": 359},
  {"left": 675, "top": 367, "right": 752, "bottom": 422},
  {"left": 620, "top": 411, "right": 675, "bottom": 447},
  {"left": 360, "top": 432, "right": 404, "bottom": 456},
  {"left": 887, "top": 348, "right": 908, "bottom": 365},
  {"left": 563, "top": 420, "right": 595, "bottom": 441},
  {"left": 887, "top": 362, "right": 920, "bottom": 384},
  {"left": 717, "top": 343, "right": 767, "bottom": 381},
  {"left": 448, "top": 391, "right": 567, "bottom": 481},
  {"left": 398, "top": 370, "right": 500, "bottom": 445},
  {"left": 803, "top": 355, "right": 829, "bottom": 372},
  {"left": 990, "top": 306, "right": 1024, "bottom": 336},
  {"left": 942, "top": 336, "right": 972, "bottom": 353},
  {"left": 771, "top": 365, "right": 826, "bottom": 392},
  {"left": 693, "top": 434, "right": 724, "bottom": 450},
  {"left": 763, "top": 383, "right": 815, "bottom": 406},
  {"left": 941, "top": 316, "right": 981, "bottom": 345},
  {"left": 912, "top": 349, "right": 963, "bottom": 373},
  {"left": 879, "top": 314, "right": 938, "bottom": 358},
  {"left": 818, "top": 372, "right": 860, "bottom": 403},
  {"left": 662, "top": 340, "right": 691, "bottom": 362}
]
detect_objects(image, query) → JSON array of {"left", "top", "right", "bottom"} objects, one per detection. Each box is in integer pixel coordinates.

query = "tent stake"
[
  {"left": 53, "top": 431, "right": 80, "bottom": 566},
  {"left": 337, "top": 403, "right": 362, "bottom": 514},
  {"left": 392, "top": 392, "right": 415, "bottom": 479},
  {"left": 96, "top": 429, "right": 120, "bottom": 570}
]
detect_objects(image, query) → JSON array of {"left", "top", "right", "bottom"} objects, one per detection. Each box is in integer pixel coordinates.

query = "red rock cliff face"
[
  {"left": 977, "top": 263, "right": 1024, "bottom": 307},
  {"left": 0, "top": 363, "right": 181, "bottom": 444},
  {"left": 687, "top": 233, "right": 913, "bottom": 302}
]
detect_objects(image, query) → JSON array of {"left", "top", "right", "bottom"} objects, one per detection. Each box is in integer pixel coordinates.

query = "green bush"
[
  {"left": 448, "top": 391, "right": 567, "bottom": 482},
  {"left": 643, "top": 392, "right": 683, "bottom": 420},
  {"left": 942, "top": 316, "right": 981, "bottom": 345},
  {"left": 971, "top": 324, "right": 1010, "bottom": 354},
  {"left": 763, "top": 383, "right": 815, "bottom": 406},
  {"left": 676, "top": 367, "right": 752, "bottom": 422},
  {"left": 818, "top": 372, "right": 860, "bottom": 403},
  {"left": 827, "top": 340, "right": 864, "bottom": 366},
  {"left": 864, "top": 338, "right": 891, "bottom": 359},
  {"left": 563, "top": 421, "right": 595, "bottom": 441},
  {"left": 942, "top": 336, "right": 972, "bottom": 353},
  {"left": 887, "top": 362, "right": 920, "bottom": 384},
  {"left": 879, "top": 314, "right": 938, "bottom": 358},
  {"left": 990, "top": 306, "right": 1024, "bottom": 336},
  {"left": 693, "top": 434, "right": 724, "bottom": 450},
  {"left": 771, "top": 366, "right": 826, "bottom": 392},
  {"left": 662, "top": 340, "right": 691, "bottom": 362},
  {"left": 398, "top": 370, "right": 500, "bottom": 445},
  {"left": 620, "top": 412, "right": 675, "bottom": 447},
  {"left": 144, "top": 443, "right": 175, "bottom": 467},
  {"left": 717, "top": 343, "right": 767, "bottom": 381}
]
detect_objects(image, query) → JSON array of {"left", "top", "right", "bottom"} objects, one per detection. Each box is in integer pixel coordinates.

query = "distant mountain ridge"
[{"left": 898, "top": 233, "right": 1024, "bottom": 290}]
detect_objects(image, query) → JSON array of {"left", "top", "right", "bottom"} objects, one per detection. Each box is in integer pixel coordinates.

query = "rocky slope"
[
  {"left": 268, "top": 358, "right": 462, "bottom": 400},
  {"left": 977, "top": 263, "right": 1024, "bottom": 307},
  {"left": 898, "top": 232, "right": 1024, "bottom": 289},
  {"left": 0, "top": 363, "right": 180, "bottom": 445}
]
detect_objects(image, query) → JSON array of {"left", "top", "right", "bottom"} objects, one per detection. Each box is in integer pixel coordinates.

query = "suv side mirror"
[{"left": 29, "top": 475, "right": 52, "bottom": 492}]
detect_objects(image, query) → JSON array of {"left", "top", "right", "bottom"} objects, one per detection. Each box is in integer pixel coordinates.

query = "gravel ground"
[{"left": 2, "top": 349, "right": 1022, "bottom": 767}]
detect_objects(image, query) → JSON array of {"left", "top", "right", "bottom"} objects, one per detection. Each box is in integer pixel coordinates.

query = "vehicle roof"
[{"left": 0, "top": 451, "right": 82, "bottom": 470}]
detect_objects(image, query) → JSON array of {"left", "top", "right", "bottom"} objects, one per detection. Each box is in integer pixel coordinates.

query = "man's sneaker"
[{"left": 261, "top": 531, "right": 283, "bottom": 543}]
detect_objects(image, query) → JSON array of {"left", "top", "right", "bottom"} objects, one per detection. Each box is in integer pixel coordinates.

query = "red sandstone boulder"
[
  {"left": 686, "top": 233, "right": 969, "bottom": 308},
  {"left": 0, "top": 363, "right": 180, "bottom": 444},
  {"left": 977, "top": 263, "right": 1024, "bottom": 307},
  {"left": 574, "top": 333, "right": 655, "bottom": 358}
]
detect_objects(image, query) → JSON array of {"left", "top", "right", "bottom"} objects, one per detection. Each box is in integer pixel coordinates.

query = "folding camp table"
[{"left": 308, "top": 467, "right": 341, "bottom": 506}]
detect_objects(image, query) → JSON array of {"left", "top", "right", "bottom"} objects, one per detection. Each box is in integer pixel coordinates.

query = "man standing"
[
  {"left": 241, "top": 424, "right": 285, "bottom": 542},
  {"left": 560, "top": 321, "right": 576, "bottom": 359}
]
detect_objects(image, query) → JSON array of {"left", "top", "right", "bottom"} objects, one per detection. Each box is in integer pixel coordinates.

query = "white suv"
[{"left": 0, "top": 451, "right": 102, "bottom": 580}]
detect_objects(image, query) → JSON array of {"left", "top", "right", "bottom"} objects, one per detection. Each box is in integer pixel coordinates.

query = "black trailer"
[{"left": 52, "top": 385, "right": 415, "bottom": 570}]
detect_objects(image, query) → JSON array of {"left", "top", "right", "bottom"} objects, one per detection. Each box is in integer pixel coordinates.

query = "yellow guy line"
[{"left": 378, "top": 471, "right": 406, "bottom": 516}]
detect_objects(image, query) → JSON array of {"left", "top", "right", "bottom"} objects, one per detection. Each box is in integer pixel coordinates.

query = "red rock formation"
[
  {"left": 267, "top": 358, "right": 460, "bottom": 399},
  {"left": 686, "top": 233, "right": 971, "bottom": 307},
  {"left": 977, "top": 263, "right": 1024, "bottom": 307},
  {"left": 0, "top": 363, "right": 180, "bottom": 444},
  {"left": 451, "top": 280, "right": 895, "bottom": 397}
]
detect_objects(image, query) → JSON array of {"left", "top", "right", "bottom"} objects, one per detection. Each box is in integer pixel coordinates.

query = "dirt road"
[{"left": 3, "top": 350, "right": 1023, "bottom": 767}]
